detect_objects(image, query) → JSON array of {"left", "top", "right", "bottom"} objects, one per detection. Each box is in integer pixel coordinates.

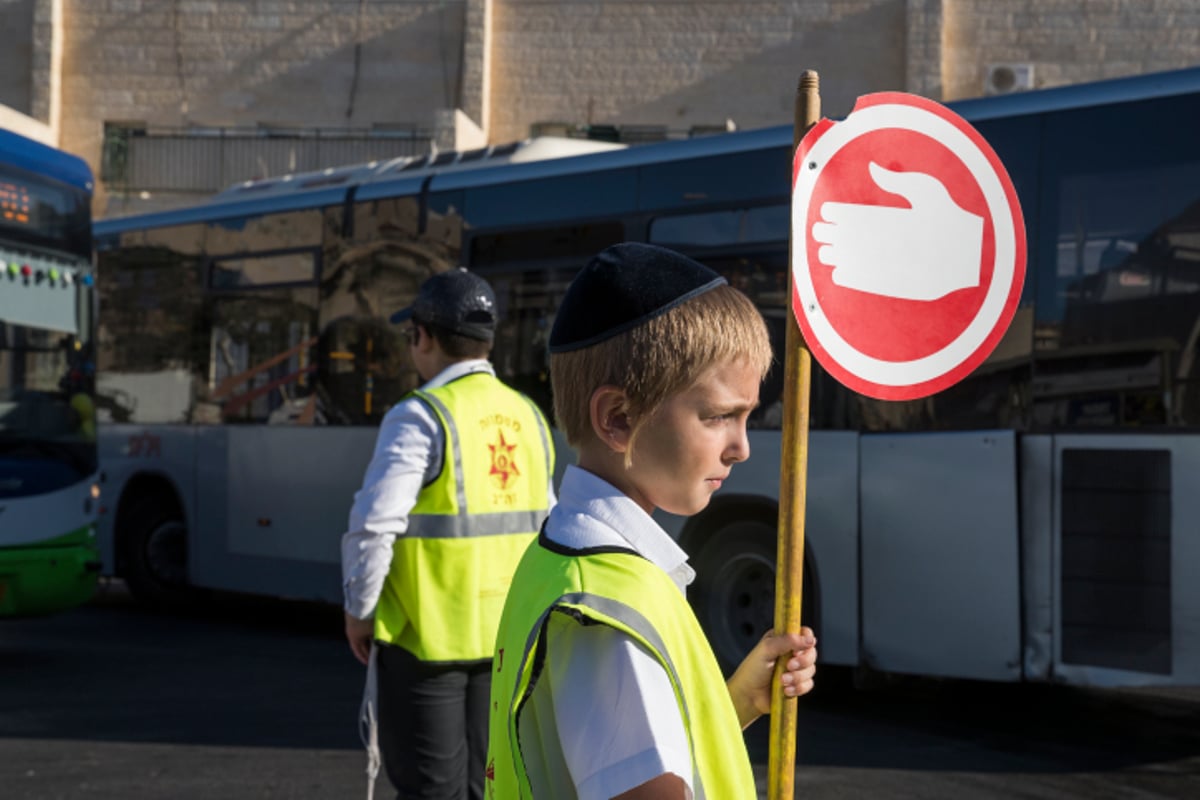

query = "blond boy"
[{"left": 485, "top": 243, "right": 817, "bottom": 800}]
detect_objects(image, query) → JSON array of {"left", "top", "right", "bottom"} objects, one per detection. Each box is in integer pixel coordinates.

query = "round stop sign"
[{"left": 791, "top": 92, "right": 1026, "bottom": 400}]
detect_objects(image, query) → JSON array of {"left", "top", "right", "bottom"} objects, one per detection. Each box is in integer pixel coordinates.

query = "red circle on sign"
[
  {"left": 791, "top": 92, "right": 1026, "bottom": 401},
  {"left": 805, "top": 129, "right": 996, "bottom": 362}
]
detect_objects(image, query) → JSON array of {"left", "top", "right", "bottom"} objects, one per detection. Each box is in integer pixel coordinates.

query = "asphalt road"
[{"left": 2, "top": 581, "right": 1199, "bottom": 799}]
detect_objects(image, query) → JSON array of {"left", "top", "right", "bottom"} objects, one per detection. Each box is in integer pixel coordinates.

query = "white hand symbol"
[{"left": 811, "top": 162, "right": 984, "bottom": 301}]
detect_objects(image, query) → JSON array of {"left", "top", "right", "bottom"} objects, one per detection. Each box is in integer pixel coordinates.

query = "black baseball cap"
[{"left": 389, "top": 269, "right": 497, "bottom": 342}]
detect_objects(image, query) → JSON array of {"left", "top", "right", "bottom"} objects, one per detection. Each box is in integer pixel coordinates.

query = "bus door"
[{"left": 1047, "top": 434, "right": 1200, "bottom": 687}]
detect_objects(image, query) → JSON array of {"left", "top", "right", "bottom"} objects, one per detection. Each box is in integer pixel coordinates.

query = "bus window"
[
  {"left": 95, "top": 223, "right": 207, "bottom": 424},
  {"left": 205, "top": 208, "right": 323, "bottom": 256},
  {"left": 314, "top": 314, "right": 407, "bottom": 426},
  {"left": 427, "top": 190, "right": 466, "bottom": 257},
  {"left": 1034, "top": 94, "right": 1200, "bottom": 428},
  {"left": 469, "top": 223, "right": 626, "bottom": 270},
  {"left": 211, "top": 250, "right": 317, "bottom": 289},
  {"left": 649, "top": 205, "right": 789, "bottom": 248},
  {"left": 638, "top": 147, "right": 791, "bottom": 210},
  {"left": 207, "top": 285, "right": 319, "bottom": 425},
  {"left": 352, "top": 194, "right": 421, "bottom": 246},
  {"left": 485, "top": 267, "right": 577, "bottom": 423},
  {"left": 461, "top": 169, "right": 637, "bottom": 230},
  {"left": 316, "top": 193, "right": 465, "bottom": 425}
]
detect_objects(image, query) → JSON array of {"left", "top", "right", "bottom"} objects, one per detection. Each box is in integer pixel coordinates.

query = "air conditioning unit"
[{"left": 984, "top": 63, "right": 1035, "bottom": 96}]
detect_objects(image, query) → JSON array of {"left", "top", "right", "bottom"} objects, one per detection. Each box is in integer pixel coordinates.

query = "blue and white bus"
[
  {"left": 94, "top": 66, "right": 1200, "bottom": 687},
  {"left": 0, "top": 123, "right": 101, "bottom": 617}
]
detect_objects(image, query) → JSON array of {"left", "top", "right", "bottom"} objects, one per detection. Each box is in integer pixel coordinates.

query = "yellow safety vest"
[
  {"left": 486, "top": 540, "right": 757, "bottom": 799},
  {"left": 374, "top": 371, "right": 554, "bottom": 663}
]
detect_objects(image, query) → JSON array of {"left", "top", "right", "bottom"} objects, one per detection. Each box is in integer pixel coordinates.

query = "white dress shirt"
[
  {"left": 340, "top": 359, "right": 558, "bottom": 620},
  {"left": 520, "top": 465, "right": 697, "bottom": 800}
]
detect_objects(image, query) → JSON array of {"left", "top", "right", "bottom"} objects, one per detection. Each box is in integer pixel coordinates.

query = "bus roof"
[
  {"left": 0, "top": 127, "right": 93, "bottom": 193},
  {"left": 94, "top": 64, "right": 1200, "bottom": 235},
  {"left": 213, "top": 135, "right": 627, "bottom": 200},
  {"left": 94, "top": 137, "right": 631, "bottom": 235},
  {"left": 949, "top": 63, "right": 1200, "bottom": 121}
]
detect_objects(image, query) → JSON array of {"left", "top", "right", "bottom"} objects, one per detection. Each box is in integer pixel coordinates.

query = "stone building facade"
[{"left": 1, "top": 0, "right": 1197, "bottom": 214}]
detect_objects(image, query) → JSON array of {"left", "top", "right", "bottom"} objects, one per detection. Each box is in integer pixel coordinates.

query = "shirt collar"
[
  {"left": 550, "top": 465, "right": 695, "bottom": 591},
  {"left": 422, "top": 358, "right": 494, "bottom": 389}
]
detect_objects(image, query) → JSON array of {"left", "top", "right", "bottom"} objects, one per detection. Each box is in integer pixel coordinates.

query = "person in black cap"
[
  {"left": 341, "top": 267, "right": 557, "bottom": 800},
  {"left": 485, "top": 243, "right": 817, "bottom": 799}
]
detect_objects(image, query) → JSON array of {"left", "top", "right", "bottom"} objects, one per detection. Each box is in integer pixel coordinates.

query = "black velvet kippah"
[{"left": 548, "top": 243, "right": 727, "bottom": 353}]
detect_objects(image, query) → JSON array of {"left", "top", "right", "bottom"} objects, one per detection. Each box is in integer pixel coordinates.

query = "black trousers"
[{"left": 377, "top": 644, "right": 491, "bottom": 800}]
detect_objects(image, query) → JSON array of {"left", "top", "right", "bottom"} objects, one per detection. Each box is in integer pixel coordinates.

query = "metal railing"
[{"left": 101, "top": 125, "right": 435, "bottom": 194}]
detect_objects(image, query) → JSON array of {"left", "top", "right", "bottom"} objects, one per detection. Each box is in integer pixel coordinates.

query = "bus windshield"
[
  {"left": 0, "top": 309, "right": 98, "bottom": 494},
  {"left": 0, "top": 144, "right": 91, "bottom": 262}
]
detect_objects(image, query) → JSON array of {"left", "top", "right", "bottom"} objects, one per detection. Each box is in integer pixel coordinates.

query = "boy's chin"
[{"left": 662, "top": 496, "right": 714, "bottom": 518}]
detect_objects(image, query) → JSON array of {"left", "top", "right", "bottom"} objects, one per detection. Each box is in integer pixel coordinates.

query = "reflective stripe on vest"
[
  {"left": 406, "top": 388, "right": 552, "bottom": 538},
  {"left": 374, "top": 372, "right": 554, "bottom": 662},
  {"left": 486, "top": 544, "right": 756, "bottom": 799}
]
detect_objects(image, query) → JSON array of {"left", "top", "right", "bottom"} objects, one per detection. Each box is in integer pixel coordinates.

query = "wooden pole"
[{"left": 768, "top": 69, "right": 820, "bottom": 800}]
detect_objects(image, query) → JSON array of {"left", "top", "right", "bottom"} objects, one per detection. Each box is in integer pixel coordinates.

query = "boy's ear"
[{"left": 589, "top": 385, "right": 632, "bottom": 453}]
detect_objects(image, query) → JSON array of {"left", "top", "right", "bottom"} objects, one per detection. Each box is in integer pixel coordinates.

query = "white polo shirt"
[{"left": 520, "top": 464, "right": 697, "bottom": 800}]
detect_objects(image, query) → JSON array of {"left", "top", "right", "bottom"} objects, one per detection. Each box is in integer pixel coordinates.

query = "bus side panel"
[
  {"left": 796, "top": 429, "right": 860, "bottom": 667},
  {"left": 1050, "top": 433, "right": 1200, "bottom": 687},
  {"left": 192, "top": 425, "right": 375, "bottom": 603},
  {"left": 96, "top": 424, "right": 197, "bottom": 575},
  {"left": 1020, "top": 434, "right": 1056, "bottom": 681},
  {"left": 861, "top": 431, "right": 1022, "bottom": 681}
]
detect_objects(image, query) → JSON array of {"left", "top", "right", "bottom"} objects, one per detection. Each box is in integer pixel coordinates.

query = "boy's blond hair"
[{"left": 551, "top": 284, "right": 772, "bottom": 455}]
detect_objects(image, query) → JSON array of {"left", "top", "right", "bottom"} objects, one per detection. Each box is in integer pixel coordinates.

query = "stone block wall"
[
  {"left": 487, "top": 0, "right": 909, "bottom": 143},
  {"left": 57, "top": 0, "right": 466, "bottom": 205},
  {"left": 0, "top": 0, "right": 36, "bottom": 115},
  {"left": 943, "top": 0, "right": 1200, "bottom": 100}
]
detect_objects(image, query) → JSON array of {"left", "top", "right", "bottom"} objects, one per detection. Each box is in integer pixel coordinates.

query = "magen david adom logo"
[
  {"left": 791, "top": 92, "right": 1026, "bottom": 401},
  {"left": 487, "top": 430, "right": 520, "bottom": 490}
]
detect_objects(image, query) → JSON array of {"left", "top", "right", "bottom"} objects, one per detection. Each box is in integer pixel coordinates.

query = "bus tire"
[
  {"left": 690, "top": 518, "right": 811, "bottom": 675},
  {"left": 121, "top": 494, "right": 196, "bottom": 610}
]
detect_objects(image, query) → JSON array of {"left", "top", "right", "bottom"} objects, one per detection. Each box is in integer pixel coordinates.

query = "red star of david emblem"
[{"left": 488, "top": 431, "right": 520, "bottom": 489}]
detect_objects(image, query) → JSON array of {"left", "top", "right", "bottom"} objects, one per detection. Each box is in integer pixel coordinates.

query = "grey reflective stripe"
[
  {"left": 546, "top": 592, "right": 706, "bottom": 800},
  {"left": 412, "top": 389, "right": 468, "bottom": 513},
  {"left": 519, "top": 394, "right": 553, "bottom": 478},
  {"left": 407, "top": 509, "right": 546, "bottom": 539}
]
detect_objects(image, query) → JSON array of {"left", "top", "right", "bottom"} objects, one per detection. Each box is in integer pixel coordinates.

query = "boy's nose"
[{"left": 725, "top": 426, "right": 751, "bottom": 463}]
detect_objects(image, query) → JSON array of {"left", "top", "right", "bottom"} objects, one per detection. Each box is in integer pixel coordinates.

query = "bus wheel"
[
  {"left": 122, "top": 495, "right": 193, "bottom": 609},
  {"left": 690, "top": 519, "right": 778, "bottom": 674}
]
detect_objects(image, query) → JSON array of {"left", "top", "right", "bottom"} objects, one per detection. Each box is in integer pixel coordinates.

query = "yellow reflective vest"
[
  {"left": 486, "top": 540, "right": 757, "bottom": 799},
  {"left": 374, "top": 371, "right": 554, "bottom": 663}
]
